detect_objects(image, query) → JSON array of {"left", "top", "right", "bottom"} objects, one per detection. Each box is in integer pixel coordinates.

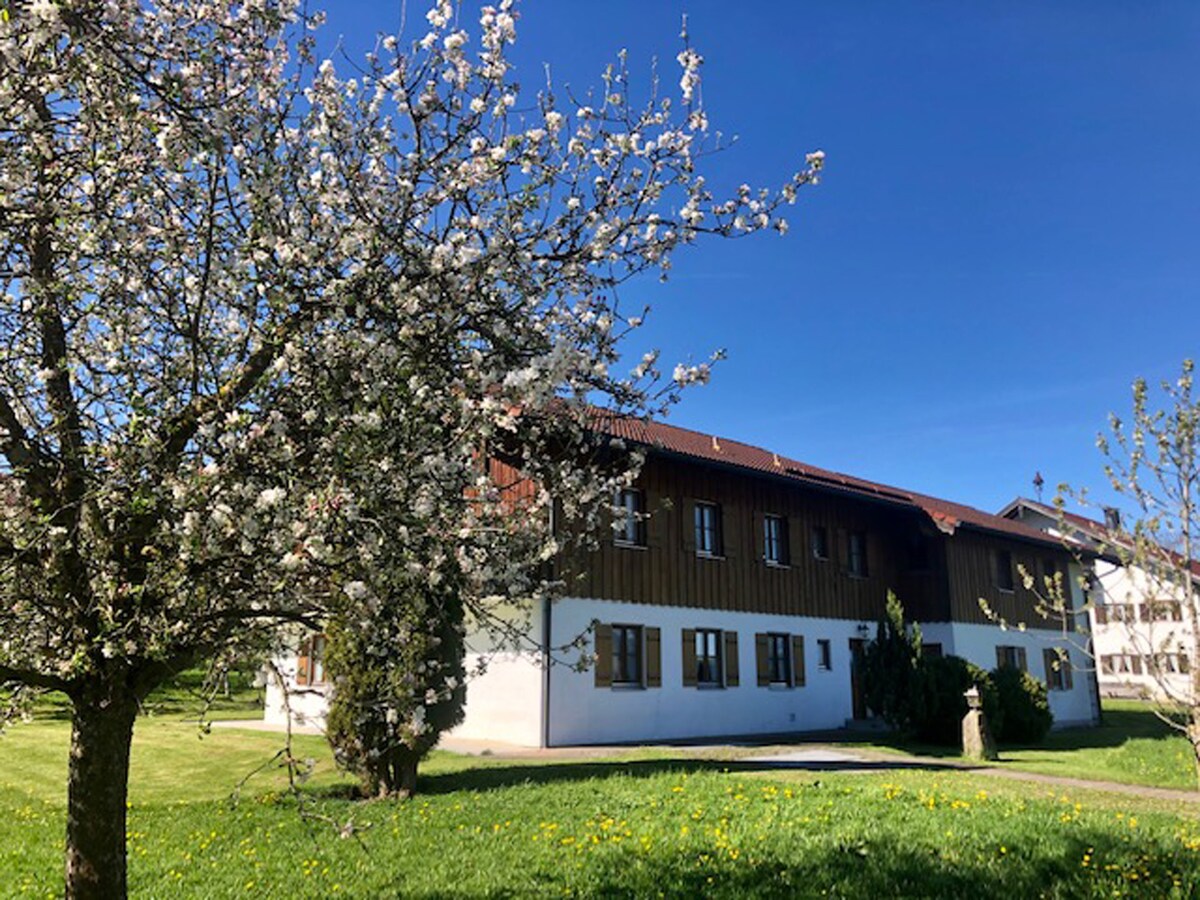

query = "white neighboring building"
[
  {"left": 266, "top": 420, "right": 1101, "bottom": 745},
  {"left": 1001, "top": 497, "right": 1196, "bottom": 703}
]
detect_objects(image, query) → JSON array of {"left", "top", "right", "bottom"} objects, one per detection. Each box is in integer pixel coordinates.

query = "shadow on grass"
[
  {"left": 406, "top": 828, "right": 1192, "bottom": 899},
  {"left": 411, "top": 755, "right": 978, "bottom": 797}
]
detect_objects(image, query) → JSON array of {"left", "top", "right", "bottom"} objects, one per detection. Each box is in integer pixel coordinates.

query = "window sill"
[
  {"left": 611, "top": 682, "right": 646, "bottom": 691},
  {"left": 764, "top": 560, "right": 791, "bottom": 570},
  {"left": 997, "top": 588, "right": 1015, "bottom": 595},
  {"left": 846, "top": 573, "right": 869, "bottom": 581},
  {"left": 766, "top": 682, "right": 793, "bottom": 690},
  {"left": 613, "top": 541, "right": 647, "bottom": 551},
  {"left": 695, "top": 683, "right": 725, "bottom": 690},
  {"left": 695, "top": 552, "right": 726, "bottom": 561}
]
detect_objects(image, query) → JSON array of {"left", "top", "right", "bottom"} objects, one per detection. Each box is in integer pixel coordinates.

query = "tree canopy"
[{"left": 0, "top": 0, "right": 821, "bottom": 894}]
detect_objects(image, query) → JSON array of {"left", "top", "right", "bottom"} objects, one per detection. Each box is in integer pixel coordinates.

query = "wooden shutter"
[
  {"left": 594, "top": 623, "right": 613, "bottom": 688},
  {"left": 1131, "top": 655, "right": 1143, "bottom": 675},
  {"left": 787, "top": 517, "right": 804, "bottom": 566},
  {"left": 1017, "top": 646, "right": 1028, "bottom": 673},
  {"left": 1094, "top": 604, "right": 1107, "bottom": 625},
  {"left": 836, "top": 528, "right": 848, "bottom": 573},
  {"left": 682, "top": 500, "right": 697, "bottom": 553},
  {"left": 752, "top": 512, "right": 765, "bottom": 563},
  {"left": 296, "top": 639, "right": 311, "bottom": 687},
  {"left": 792, "top": 635, "right": 806, "bottom": 687},
  {"left": 1062, "top": 652, "right": 1073, "bottom": 689},
  {"left": 717, "top": 505, "right": 731, "bottom": 558},
  {"left": 755, "top": 633, "right": 770, "bottom": 686},
  {"left": 645, "top": 627, "right": 662, "bottom": 688},
  {"left": 995, "top": 646, "right": 1005, "bottom": 670},
  {"left": 1043, "top": 648, "right": 1057, "bottom": 689},
  {"left": 724, "top": 631, "right": 739, "bottom": 686},
  {"left": 681, "top": 628, "right": 697, "bottom": 686}
]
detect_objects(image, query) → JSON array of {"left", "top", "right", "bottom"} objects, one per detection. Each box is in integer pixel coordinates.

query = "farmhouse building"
[
  {"left": 266, "top": 417, "right": 1100, "bottom": 745},
  {"left": 1002, "top": 497, "right": 1197, "bottom": 703}
]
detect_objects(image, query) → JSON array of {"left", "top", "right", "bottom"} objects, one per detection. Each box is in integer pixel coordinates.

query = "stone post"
[{"left": 962, "top": 686, "right": 997, "bottom": 761}]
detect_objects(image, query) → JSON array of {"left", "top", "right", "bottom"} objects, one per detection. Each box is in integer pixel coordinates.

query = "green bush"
[
  {"left": 911, "top": 655, "right": 1002, "bottom": 745},
  {"left": 991, "top": 665, "right": 1053, "bottom": 744},
  {"left": 861, "top": 592, "right": 923, "bottom": 732}
]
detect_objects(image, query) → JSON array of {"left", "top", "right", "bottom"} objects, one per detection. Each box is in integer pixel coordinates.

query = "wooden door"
[{"left": 849, "top": 638, "right": 868, "bottom": 720}]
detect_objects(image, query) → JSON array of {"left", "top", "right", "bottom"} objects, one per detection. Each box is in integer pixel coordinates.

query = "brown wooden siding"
[
  {"left": 942, "top": 530, "right": 1076, "bottom": 629},
  {"left": 562, "top": 456, "right": 951, "bottom": 623},
  {"left": 557, "top": 454, "right": 1074, "bottom": 629}
]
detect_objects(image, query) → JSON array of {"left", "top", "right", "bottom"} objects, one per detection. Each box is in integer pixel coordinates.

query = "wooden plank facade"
[{"left": 562, "top": 454, "right": 1075, "bottom": 629}]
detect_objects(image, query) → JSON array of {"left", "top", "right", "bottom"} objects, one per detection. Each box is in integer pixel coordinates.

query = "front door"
[{"left": 849, "top": 638, "right": 868, "bottom": 720}]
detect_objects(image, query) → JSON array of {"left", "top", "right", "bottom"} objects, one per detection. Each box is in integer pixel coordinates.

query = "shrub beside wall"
[
  {"left": 990, "top": 665, "right": 1053, "bottom": 744},
  {"left": 859, "top": 596, "right": 1054, "bottom": 746}
]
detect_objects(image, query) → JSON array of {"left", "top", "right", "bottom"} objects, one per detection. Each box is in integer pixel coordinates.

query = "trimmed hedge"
[{"left": 990, "top": 664, "right": 1053, "bottom": 744}]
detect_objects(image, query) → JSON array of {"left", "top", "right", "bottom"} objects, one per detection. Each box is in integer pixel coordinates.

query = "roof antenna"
[{"left": 1032, "top": 471, "right": 1044, "bottom": 503}]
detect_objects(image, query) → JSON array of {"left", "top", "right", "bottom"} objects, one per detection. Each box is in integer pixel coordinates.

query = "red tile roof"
[
  {"left": 592, "top": 412, "right": 1068, "bottom": 549},
  {"left": 1009, "top": 496, "right": 1200, "bottom": 577}
]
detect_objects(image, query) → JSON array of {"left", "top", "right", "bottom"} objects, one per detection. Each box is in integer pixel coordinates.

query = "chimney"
[{"left": 1103, "top": 507, "right": 1121, "bottom": 532}]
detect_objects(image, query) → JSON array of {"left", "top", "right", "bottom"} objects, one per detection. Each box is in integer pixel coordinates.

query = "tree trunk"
[
  {"left": 64, "top": 694, "right": 138, "bottom": 900},
  {"left": 394, "top": 751, "right": 419, "bottom": 797}
]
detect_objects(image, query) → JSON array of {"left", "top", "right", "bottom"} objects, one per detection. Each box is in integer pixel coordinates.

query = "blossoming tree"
[{"left": 0, "top": 0, "right": 821, "bottom": 894}]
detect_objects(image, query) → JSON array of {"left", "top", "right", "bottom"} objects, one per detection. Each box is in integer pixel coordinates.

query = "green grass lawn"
[
  {"left": 4, "top": 714, "right": 1200, "bottom": 898},
  {"left": 849, "top": 699, "right": 1199, "bottom": 792}
]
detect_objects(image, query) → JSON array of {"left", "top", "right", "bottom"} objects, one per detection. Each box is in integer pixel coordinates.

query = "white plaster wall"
[
  {"left": 547, "top": 597, "right": 877, "bottom": 746},
  {"left": 940, "top": 622, "right": 1095, "bottom": 726},
  {"left": 1092, "top": 560, "right": 1195, "bottom": 702},
  {"left": 446, "top": 649, "right": 544, "bottom": 746},
  {"left": 263, "top": 656, "right": 328, "bottom": 730},
  {"left": 263, "top": 610, "right": 547, "bottom": 747}
]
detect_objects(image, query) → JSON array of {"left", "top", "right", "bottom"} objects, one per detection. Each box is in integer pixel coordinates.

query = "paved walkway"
[
  {"left": 739, "top": 746, "right": 1200, "bottom": 803},
  {"left": 212, "top": 719, "right": 1200, "bottom": 804}
]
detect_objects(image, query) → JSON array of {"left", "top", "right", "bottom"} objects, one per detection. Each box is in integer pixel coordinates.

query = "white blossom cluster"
[{"left": 0, "top": 0, "right": 820, "bottom": 734}]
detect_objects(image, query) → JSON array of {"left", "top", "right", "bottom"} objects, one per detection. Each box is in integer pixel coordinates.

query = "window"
[
  {"left": 694, "top": 502, "right": 722, "bottom": 557},
  {"left": 695, "top": 628, "right": 723, "bottom": 685},
  {"left": 995, "top": 550, "right": 1014, "bottom": 592},
  {"left": 1141, "top": 601, "right": 1183, "bottom": 622},
  {"left": 847, "top": 531, "right": 868, "bottom": 577},
  {"left": 614, "top": 489, "right": 646, "bottom": 547},
  {"left": 595, "top": 624, "right": 661, "bottom": 689},
  {"left": 995, "top": 644, "right": 1027, "bottom": 672},
  {"left": 922, "top": 643, "right": 944, "bottom": 659},
  {"left": 764, "top": 515, "right": 789, "bottom": 566},
  {"left": 766, "top": 633, "right": 791, "bottom": 684},
  {"left": 817, "top": 638, "right": 832, "bottom": 671},
  {"left": 612, "top": 625, "right": 643, "bottom": 685},
  {"left": 297, "top": 634, "right": 327, "bottom": 686},
  {"left": 811, "top": 526, "right": 830, "bottom": 560},
  {"left": 758, "top": 633, "right": 805, "bottom": 687},
  {"left": 1043, "top": 648, "right": 1073, "bottom": 691},
  {"left": 1103, "top": 653, "right": 1142, "bottom": 675},
  {"left": 1107, "top": 603, "right": 1136, "bottom": 624}
]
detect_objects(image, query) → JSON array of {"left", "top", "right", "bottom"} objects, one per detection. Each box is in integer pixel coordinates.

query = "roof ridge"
[{"left": 592, "top": 410, "right": 1065, "bottom": 549}]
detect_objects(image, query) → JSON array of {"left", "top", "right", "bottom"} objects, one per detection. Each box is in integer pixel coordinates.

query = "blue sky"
[{"left": 323, "top": 2, "right": 1200, "bottom": 517}]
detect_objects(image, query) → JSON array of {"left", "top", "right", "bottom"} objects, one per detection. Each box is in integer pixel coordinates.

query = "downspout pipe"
[{"left": 541, "top": 500, "right": 556, "bottom": 749}]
